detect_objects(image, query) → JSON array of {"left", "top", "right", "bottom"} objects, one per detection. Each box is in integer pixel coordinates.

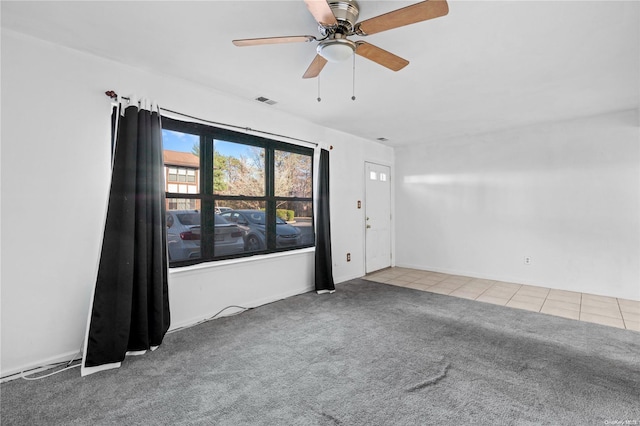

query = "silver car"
[
  {"left": 220, "top": 210, "right": 301, "bottom": 251},
  {"left": 166, "top": 210, "right": 244, "bottom": 261}
]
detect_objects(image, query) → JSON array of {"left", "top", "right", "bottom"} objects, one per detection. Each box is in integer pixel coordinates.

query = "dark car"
[
  {"left": 166, "top": 210, "right": 245, "bottom": 261},
  {"left": 220, "top": 210, "right": 301, "bottom": 251}
]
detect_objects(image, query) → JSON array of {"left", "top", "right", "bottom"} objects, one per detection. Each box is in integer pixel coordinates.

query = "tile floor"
[{"left": 364, "top": 267, "right": 640, "bottom": 332}]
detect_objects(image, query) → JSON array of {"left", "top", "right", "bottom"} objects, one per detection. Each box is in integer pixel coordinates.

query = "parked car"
[
  {"left": 220, "top": 210, "right": 301, "bottom": 251},
  {"left": 166, "top": 210, "right": 244, "bottom": 261},
  {"left": 212, "top": 214, "right": 246, "bottom": 256}
]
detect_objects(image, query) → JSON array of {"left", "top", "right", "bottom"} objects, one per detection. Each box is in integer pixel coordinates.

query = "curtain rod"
[{"left": 105, "top": 90, "right": 321, "bottom": 148}]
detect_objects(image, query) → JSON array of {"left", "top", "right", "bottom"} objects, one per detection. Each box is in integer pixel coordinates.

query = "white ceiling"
[{"left": 2, "top": 1, "right": 638, "bottom": 147}]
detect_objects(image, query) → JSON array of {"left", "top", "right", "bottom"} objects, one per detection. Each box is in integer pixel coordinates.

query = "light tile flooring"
[{"left": 364, "top": 267, "right": 640, "bottom": 332}]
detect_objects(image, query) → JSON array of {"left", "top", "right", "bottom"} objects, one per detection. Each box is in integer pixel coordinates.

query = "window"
[
  {"left": 162, "top": 117, "right": 315, "bottom": 266},
  {"left": 167, "top": 167, "right": 197, "bottom": 183}
]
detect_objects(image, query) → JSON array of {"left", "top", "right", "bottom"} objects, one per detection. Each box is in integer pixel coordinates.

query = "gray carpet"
[{"left": 2, "top": 279, "right": 639, "bottom": 425}]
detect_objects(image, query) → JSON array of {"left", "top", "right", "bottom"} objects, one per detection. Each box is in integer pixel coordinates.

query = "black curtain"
[
  {"left": 315, "top": 149, "right": 335, "bottom": 292},
  {"left": 83, "top": 100, "right": 170, "bottom": 372}
]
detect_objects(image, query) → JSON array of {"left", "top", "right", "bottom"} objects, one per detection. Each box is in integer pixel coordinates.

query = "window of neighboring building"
[
  {"left": 161, "top": 117, "right": 315, "bottom": 266},
  {"left": 167, "top": 167, "right": 197, "bottom": 183}
]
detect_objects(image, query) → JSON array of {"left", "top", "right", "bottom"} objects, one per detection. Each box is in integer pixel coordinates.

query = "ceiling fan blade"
[
  {"left": 355, "top": 0, "right": 449, "bottom": 36},
  {"left": 355, "top": 42, "right": 409, "bottom": 72},
  {"left": 232, "top": 35, "right": 316, "bottom": 47},
  {"left": 304, "top": 0, "right": 338, "bottom": 27},
  {"left": 302, "top": 54, "right": 328, "bottom": 79}
]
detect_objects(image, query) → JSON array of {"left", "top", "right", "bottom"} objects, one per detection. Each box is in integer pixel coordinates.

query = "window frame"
[{"left": 162, "top": 116, "right": 315, "bottom": 267}]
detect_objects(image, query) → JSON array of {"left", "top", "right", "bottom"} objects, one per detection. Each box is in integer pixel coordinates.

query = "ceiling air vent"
[{"left": 255, "top": 96, "right": 277, "bottom": 105}]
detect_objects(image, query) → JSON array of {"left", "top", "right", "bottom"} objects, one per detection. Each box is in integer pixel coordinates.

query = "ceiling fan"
[{"left": 232, "top": 0, "right": 449, "bottom": 79}]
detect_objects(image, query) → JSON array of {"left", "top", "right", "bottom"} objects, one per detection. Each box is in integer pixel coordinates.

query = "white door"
[{"left": 365, "top": 162, "right": 391, "bottom": 274}]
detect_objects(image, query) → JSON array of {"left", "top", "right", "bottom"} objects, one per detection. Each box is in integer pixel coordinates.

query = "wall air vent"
[{"left": 255, "top": 96, "right": 277, "bottom": 105}]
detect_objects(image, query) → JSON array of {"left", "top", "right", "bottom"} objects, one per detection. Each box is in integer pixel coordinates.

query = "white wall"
[
  {"left": 322, "top": 128, "right": 395, "bottom": 283},
  {"left": 395, "top": 110, "right": 640, "bottom": 300},
  {"left": 0, "top": 30, "right": 392, "bottom": 377}
]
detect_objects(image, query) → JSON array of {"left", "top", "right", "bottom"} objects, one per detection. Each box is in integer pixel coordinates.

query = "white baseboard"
[
  {"left": 334, "top": 272, "right": 365, "bottom": 284},
  {"left": 168, "top": 285, "right": 315, "bottom": 333},
  {"left": 1, "top": 348, "right": 82, "bottom": 381}
]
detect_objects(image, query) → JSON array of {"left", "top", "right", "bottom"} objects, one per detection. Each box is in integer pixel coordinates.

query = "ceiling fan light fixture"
[{"left": 317, "top": 39, "right": 356, "bottom": 62}]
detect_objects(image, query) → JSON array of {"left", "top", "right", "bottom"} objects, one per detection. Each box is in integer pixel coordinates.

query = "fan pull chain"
[
  {"left": 352, "top": 53, "right": 356, "bottom": 101},
  {"left": 317, "top": 75, "right": 321, "bottom": 102}
]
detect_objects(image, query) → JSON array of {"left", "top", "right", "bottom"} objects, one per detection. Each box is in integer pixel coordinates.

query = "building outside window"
[{"left": 164, "top": 150, "right": 199, "bottom": 211}]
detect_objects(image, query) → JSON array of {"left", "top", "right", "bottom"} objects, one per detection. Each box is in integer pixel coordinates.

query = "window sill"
[{"left": 168, "top": 247, "right": 316, "bottom": 275}]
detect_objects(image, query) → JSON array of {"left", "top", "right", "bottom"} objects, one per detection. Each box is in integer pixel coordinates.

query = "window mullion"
[
  {"left": 265, "top": 147, "right": 276, "bottom": 250},
  {"left": 201, "top": 135, "right": 215, "bottom": 259}
]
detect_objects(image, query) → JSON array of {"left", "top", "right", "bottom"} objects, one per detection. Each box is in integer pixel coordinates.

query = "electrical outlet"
[
  {"left": 524, "top": 256, "right": 532, "bottom": 265},
  {"left": 347, "top": 253, "right": 351, "bottom": 262}
]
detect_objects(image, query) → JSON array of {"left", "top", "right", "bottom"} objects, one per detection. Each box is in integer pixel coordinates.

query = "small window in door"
[
  {"left": 379, "top": 173, "right": 387, "bottom": 182},
  {"left": 369, "top": 171, "right": 378, "bottom": 180}
]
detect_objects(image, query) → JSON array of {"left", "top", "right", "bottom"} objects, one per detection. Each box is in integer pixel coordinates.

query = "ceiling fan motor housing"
[
  {"left": 316, "top": 0, "right": 360, "bottom": 62},
  {"left": 328, "top": 0, "right": 360, "bottom": 33}
]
